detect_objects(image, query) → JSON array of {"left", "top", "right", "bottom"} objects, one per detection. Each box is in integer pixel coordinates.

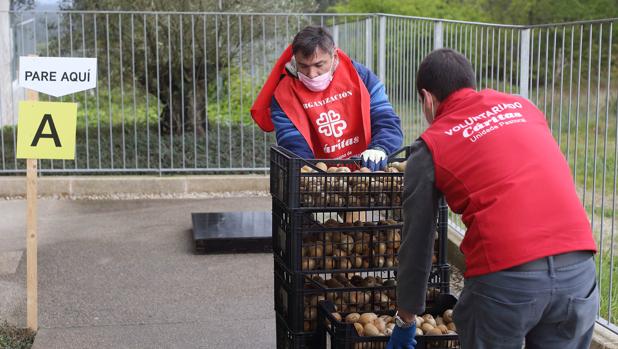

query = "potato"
[
  {"left": 307, "top": 245, "right": 324, "bottom": 257},
  {"left": 336, "top": 166, "right": 351, "bottom": 173},
  {"left": 358, "top": 313, "right": 378, "bottom": 325},
  {"left": 416, "top": 327, "right": 424, "bottom": 336},
  {"left": 325, "top": 278, "right": 345, "bottom": 288},
  {"left": 426, "top": 327, "right": 443, "bottom": 336},
  {"left": 304, "top": 321, "right": 312, "bottom": 331},
  {"left": 362, "top": 259, "right": 370, "bottom": 269},
  {"left": 358, "top": 292, "right": 372, "bottom": 305},
  {"left": 384, "top": 257, "right": 395, "bottom": 268},
  {"left": 331, "top": 312, "right": 342, "bottom": 322},
  {"left": 327, "top": 166, "right": 339, "bottom": 173},
  {"left": 415, "top": 315, "right": 424, "bottom": 327},
  {"left": 421, "top": 323, "right": 435, "bottom": 333},
  {"left": 301, "top": 258, "right": 315, "bottom": 270},
  {"left": 332, "top": 249, "right": 347, "bottom": 258},
  {"left": 373, "top": 318, "right": 386, "bottom": 332},
  {"left": 315, "top": 162, "right": 328, "bottom": 172},
  {"left": 350, "top": 275, "right": 364, "bottom": 286},
  {"left": 300, "top": 165, "right": 313, "bottom": 173},
  {"left": 352, "top": 255, "right": 364, "bottom": 268},
  {"left": 323, "top": 256, "right": 335, "bottom": 270},
  {"left": 435, "top": 316, "right": 445, "bottom": 326},
  {"left": 353, "top": 241, "right": 367, "bottom": 255},
  {"left": 346, "top": 313, "right": 361, "bottom": 323},
  {"left": 354, "top": 322, "right": 364, "bottom": 336},
  {"left": 339, "top": 235, "right": 356, "bottom": 254},
  {"left": 422, "top": 314, "right": 437, "bottom": 327},
  {"left": 373, "top": 255, "right": 385, "bottom": 268},
  {"left": 324, "top": 218, "right": 340, "bottom": 227},
  {"left": 363, "top": 323, "right": 381, "bottom": 336},
  {"left": 443, "top": 309, "right": 454, "bottom": 323},
  {"left": 375, "top": 242, "right": 387, "bottom": 255},
  {"left": 447, "top": 322, "right": 457, "bottom": 332},
  {"left": 385, "top": 166, "right": 399, "bottom": 173},
  {"left": 304, "top": 307, "right": 317, "bottom": 320},
  {"left": 379, "top": 315, "right": 393, "bottom": 324},
  {"left": 394, "top": 160, "right": 406, "bottom": 172},
  {"left": 437, "top": 324, "right": 449, "bottom": 334},
  {"left": 337, "top": 258, "right": 353, "bottom": 270},
  {"left": 359, "top": 167, "right": 372, "bottom": 173}
]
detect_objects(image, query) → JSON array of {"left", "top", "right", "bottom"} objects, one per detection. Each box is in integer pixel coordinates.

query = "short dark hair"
[
  {"left": 416, "top": 48, "right": 476, "bottom": 102},
  {"left": 292, "top": 25, "right": 335, "bottom": 58}
]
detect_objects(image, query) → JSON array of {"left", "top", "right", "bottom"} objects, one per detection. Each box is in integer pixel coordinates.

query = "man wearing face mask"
[
  {"left": 251, "top": 25, "right": 403, "bottom": 170},
  {"left": 388, "top": 49, "right": 597, "bottom": 349}
]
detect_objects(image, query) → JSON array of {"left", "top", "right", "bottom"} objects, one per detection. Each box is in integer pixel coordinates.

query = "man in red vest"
[
  {"left": 388, "top": 49, "right": 598, "bottom": 349},
  {"left": 251, "top": 26, "right": 403, "bottom": 170}
]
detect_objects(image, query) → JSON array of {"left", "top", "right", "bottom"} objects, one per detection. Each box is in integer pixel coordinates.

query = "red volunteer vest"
[
  {"left": 273, "top": 50, "right": 371, "bottom": 159},
  {"left": 421, "top": 88, "right": 596, "bottom": 277}
]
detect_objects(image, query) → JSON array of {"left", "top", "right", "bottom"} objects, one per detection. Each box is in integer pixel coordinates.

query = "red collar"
[{"left": 434, "top": 88, "right": 477, "bottom": 120}]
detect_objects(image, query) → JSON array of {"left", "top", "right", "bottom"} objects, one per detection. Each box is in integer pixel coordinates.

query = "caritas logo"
[{"left": 317, "top": 110, "right": 347, "bottom": 138}]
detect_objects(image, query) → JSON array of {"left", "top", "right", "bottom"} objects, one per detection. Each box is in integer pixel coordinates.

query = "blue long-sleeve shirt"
[{"left": 271, "top": 61, "right": 403, "bottom": 159}]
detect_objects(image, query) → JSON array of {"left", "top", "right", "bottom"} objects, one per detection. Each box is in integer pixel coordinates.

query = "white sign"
[{"left": 19, "top": 57, "right": 97, "bottom": 97}]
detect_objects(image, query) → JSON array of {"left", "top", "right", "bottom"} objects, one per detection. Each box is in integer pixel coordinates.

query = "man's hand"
[
  {"left": 386, "top": 322, "right": 417, "bottom": 349},
  {"left": 361, "top": 148, "right": 387, "bottom": 171}
]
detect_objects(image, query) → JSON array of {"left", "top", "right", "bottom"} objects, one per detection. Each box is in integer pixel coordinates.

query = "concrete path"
[{"left": 0, "top": 196, "right": 275, "bottom": 349}]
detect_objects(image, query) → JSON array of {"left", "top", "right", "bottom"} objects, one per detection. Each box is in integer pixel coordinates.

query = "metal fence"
[{"left": 1, "top": 10, "right": 618, "bottom": 331}]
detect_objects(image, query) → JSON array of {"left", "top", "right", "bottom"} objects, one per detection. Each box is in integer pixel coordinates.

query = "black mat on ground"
[{"left": 192, "top": 211, "right": 272, "bottom": 254}]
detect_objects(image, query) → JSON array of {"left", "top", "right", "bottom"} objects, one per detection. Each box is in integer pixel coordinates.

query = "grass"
[
  {"left": 598, "top": 250, "right": 618, "bottom": 324},
  {"left": 0, "top": 322, "right": 35, "bottom": 349}
]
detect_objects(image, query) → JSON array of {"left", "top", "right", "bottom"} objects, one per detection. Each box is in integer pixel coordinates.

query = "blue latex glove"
[
  {"left": 386, "top": 323, "right": 417, "bottom": 349},
  {"left": 361, "top": 148, "right": 387, "bottom": 171}
]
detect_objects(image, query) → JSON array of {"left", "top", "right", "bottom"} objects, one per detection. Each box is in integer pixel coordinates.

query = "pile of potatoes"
[
  {"left": 300, "top": 219, "right": 439, "bottom": 271},
  {"left": 330, "top": 309, "right": 457, "bottom": 337},
  {"left": 415, "top": 311, "right": 457, "bottom": 336},
  {"left": 300, "top": 219, "right": 402, "bottom": 271},
  {"left": 312, "top": 274, "right": 397, "bottom": 309},
  {"left": 298, "top": 161, "right": 406, "bottom": 208}
]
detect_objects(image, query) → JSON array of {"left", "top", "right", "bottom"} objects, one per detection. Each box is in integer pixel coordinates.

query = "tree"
[
  {"left": 329, "top": 0, "right": 489, "bottom": 22},
  {"left": 58, "top": 0, "right": 318, "bottom": 134},
  {"left": 479, "top": 0, "right": 618, "bottom": 25}
]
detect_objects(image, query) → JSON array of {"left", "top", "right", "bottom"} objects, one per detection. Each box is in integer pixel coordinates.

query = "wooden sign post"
[
  {"left": 25, "top": 89, "right": 38, "bottom": 331},
  {"left": 17, "top": 55, "right": 94, "bottom": 331}
]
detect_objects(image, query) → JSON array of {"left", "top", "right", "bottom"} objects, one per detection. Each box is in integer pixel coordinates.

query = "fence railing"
[{"left": 1, "top": 10, "right": 617, "bottom": 332}]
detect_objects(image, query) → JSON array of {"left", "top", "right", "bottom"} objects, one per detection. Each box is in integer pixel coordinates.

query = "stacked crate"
[{"left": 270, "top": 146, "right": 452, "bottom": 349}]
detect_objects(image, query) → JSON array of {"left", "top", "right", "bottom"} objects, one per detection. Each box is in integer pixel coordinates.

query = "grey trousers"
[{"left": 453, "top": 256, "right": 598, "bottom": 349}]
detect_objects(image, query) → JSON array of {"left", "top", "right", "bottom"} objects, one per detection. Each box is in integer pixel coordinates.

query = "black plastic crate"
[
  {"left": 272, "top": 200, "right": 446, "bottom": 273},
  {"left": 275, "top": 258, "right": 450, "bottom": 333},
  {"left": 276, "top": 313, "right": 322, "bottom": 349},
  {"left": 318, "top": 294, "right": 460, "bottom": 349},
  {"left": 270, "top": 146, "right": 410, "bottom": 211}
]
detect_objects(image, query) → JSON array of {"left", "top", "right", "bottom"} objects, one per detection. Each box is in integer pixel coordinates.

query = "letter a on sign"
[{"left": 17, "top": 101, "right": 77, "bottom": 160}]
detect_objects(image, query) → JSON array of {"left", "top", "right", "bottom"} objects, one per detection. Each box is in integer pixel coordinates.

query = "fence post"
[
  {"left": 365, "top": 17, "right": 373, "bottom": 71},
  {"left": 0, "top": 0, "right": 13, "bottom": 128},
  {"left": 519, "top": 28, "right": 531, "bottom": 98},
  {"left": 434, "top": 20, "right": 443, "bottom": 49},
  {"left": 378, "top": 15, "right": 386, "bottom": 82},
  {"left": 332, "top": 24, "right": 339, "bottom": 47}
]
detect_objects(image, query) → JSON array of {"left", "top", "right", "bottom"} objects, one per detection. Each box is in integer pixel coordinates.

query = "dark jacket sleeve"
[
  {"left": 396, "top": 139, "right": 441, "bottom": 314},
  {"left": 271, "top": 96, "right": 314, "bottom": 159},
  {"left": 352, "top": 61, "right": 404, "bottom": 155}
]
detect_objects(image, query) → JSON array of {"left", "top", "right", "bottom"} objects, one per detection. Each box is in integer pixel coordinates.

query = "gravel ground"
[{"left": 450, "top": 264, "right": 464, "bottom": 297}]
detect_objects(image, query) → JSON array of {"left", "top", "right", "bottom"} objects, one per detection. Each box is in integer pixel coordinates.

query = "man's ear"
[
  {"left": 420, "top": 89, "right": 436, "bottom": 123},
  {"left": 420, "top": 89, "right": 432, "bottom": 106}
]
